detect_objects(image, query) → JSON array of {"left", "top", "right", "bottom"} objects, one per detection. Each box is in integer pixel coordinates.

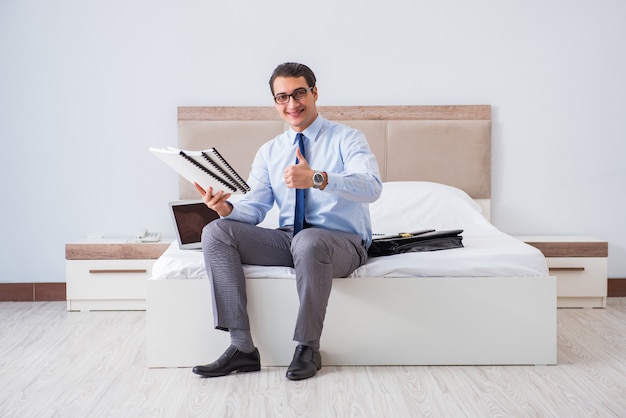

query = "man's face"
[{"left": 272, "top": 76, "right": 318, "bottom": 132}]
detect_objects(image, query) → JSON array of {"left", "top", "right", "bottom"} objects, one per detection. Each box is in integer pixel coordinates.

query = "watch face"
[{"left": 313, "top": 172, "right": 324, "bottom": 186}]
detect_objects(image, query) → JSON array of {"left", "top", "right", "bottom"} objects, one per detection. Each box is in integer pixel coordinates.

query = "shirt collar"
[{"left": 290, "top": 114, "right": 324, "bottom": 144}]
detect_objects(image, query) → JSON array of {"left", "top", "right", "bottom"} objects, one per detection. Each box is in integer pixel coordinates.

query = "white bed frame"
[{"left": 146, "top": 106, "right": 556, "bottom": 368}]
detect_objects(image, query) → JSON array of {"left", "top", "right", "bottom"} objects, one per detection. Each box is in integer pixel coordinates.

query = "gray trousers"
[{"left": 201, "top": 219, "right": 367, "bottom": 343}]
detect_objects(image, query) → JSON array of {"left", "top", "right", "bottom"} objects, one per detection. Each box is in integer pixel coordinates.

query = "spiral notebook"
[{"left": 150, "top": 146, "right": 250, "bottom": 194}]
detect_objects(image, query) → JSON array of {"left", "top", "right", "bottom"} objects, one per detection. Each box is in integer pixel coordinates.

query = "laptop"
[{"left": 169, "top": 200, "right": 220, "bottom": 250}]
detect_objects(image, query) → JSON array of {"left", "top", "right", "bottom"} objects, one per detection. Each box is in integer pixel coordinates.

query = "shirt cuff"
[{"left": 324, "top": 172, "right": 341, "bottom": 191}]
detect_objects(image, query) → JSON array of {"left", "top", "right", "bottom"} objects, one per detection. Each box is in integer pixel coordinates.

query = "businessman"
[{"left": 193, "top": 62, "right": 382, "bottom": 380}]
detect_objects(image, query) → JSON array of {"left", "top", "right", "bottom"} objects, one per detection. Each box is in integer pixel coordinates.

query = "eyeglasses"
[{"left": 273, "top": 87, "right": 313, "bottom": 104}]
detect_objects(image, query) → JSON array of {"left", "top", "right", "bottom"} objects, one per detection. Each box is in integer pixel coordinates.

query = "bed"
[{"left": 146, "top": 105, "right": 556, "bottom": 368}]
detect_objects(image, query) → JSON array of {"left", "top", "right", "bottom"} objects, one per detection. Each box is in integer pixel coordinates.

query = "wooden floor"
[{"left": 1, "top": 300, "right": 625, "bottom": 417}]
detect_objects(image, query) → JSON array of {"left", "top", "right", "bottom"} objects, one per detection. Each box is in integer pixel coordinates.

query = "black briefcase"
[{"left": 368, "top": 229, "right": 464, "bottom": 257}]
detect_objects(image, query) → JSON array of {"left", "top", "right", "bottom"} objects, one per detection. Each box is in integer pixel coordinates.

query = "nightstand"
[
  {"left": 65, "top": 238, "right": 171, "bottom": 311},
  {"left": 516, "top": 235, "right": 608, "bottom": 308}
]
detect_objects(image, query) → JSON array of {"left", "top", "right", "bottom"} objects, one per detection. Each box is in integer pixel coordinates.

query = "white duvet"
[{"left": 151, "top": 182, "right": 548, "bottom": 280}]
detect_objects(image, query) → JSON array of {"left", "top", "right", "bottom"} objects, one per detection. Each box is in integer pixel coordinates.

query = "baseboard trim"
[
  {"left": 0, "top": 283, "right": 66, "bottom": 302},
  {"left": 608, "top": 278, "right": 626, "bottom": 297},
  {"left": 1, "top": 280, "right": 625, "bottom": 302}
]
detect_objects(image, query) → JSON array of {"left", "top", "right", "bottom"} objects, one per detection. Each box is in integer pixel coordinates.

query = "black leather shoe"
[
  {"left": 286, "top": 345, "right": 322, "bottom": 381},
  {"left": 192, "top": 345, "right": 261, "bottom": 377}
]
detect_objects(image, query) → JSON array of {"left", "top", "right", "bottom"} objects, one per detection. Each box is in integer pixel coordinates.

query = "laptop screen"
[{"left": 169, "top": 200, "right": 220, "bottom": 249}]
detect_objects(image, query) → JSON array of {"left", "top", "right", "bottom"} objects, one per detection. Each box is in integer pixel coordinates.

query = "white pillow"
[{"left": 369, "top": 181, "right": 493, "bottom": 235}]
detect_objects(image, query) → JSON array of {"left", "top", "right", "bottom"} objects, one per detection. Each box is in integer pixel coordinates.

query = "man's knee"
[
  {"left": 291, "top": 229, "right": 332, "bottom": 262},
  {"left": 202, "top": 219, "right": 234, "bottom": 246}
]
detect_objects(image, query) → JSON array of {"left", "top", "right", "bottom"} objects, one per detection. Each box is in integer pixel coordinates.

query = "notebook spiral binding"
[
  {"left": 200, "top": 152, "right": 248, "bottom": 193},
  {"left": 205, "top": 148, "right": 251, "bottom": 192},
  {"left": 179, "top": 151, "right": 236, "bottom": 192}
]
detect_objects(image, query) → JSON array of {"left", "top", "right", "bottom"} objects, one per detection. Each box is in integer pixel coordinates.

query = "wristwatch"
[{"left": 312, "top": 171, "right": 324, "bottom": 188}]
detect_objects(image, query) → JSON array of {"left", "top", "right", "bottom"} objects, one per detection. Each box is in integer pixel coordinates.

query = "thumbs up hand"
[{"left": 284, "top": 147, "right": 313, "bottom": 189}]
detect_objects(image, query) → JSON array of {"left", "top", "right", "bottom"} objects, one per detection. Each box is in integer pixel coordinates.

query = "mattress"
[
  {"left": 152, "top": 232, "right": 547, "bottom": 280},
  {"left": 151, "top": 181, "right": 549, "bottom": 280}
]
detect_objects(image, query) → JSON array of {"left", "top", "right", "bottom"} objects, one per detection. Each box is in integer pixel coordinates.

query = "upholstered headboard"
[{"left": 177, "top": 105, "right": 491, "bottom": 215}]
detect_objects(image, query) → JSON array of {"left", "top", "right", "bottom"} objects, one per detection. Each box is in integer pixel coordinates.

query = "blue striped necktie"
[{"left": 293, "top": 133, "right": 306, "bottom": 236}]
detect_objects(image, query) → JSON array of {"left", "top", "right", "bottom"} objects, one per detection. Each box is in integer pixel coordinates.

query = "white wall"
[{"left": 1, "top": 0, "right": 625, "bottom": 282}]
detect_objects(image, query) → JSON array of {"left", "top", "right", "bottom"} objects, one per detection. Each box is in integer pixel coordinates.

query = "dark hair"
[{"left": 269, "top": 62, "right": 316, "bottom": 96}]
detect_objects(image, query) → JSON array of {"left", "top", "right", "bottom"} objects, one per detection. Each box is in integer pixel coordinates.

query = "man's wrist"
[{"left": 218, "top": 201, "right": 234, "bottom": 217}]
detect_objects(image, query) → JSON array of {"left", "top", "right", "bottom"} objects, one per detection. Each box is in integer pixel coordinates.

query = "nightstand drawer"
[
  {"left": 66, "top": 259, "right": 154, "bottom": 302},
  {"left": 547, "top": 257, "right": 607, "bottom": 297},
  {"left": 516, "top": 235, "right": 608, "bottom": 308},
  {"left": 65, "top": 238, "right": 171, "bottom": 311}
]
